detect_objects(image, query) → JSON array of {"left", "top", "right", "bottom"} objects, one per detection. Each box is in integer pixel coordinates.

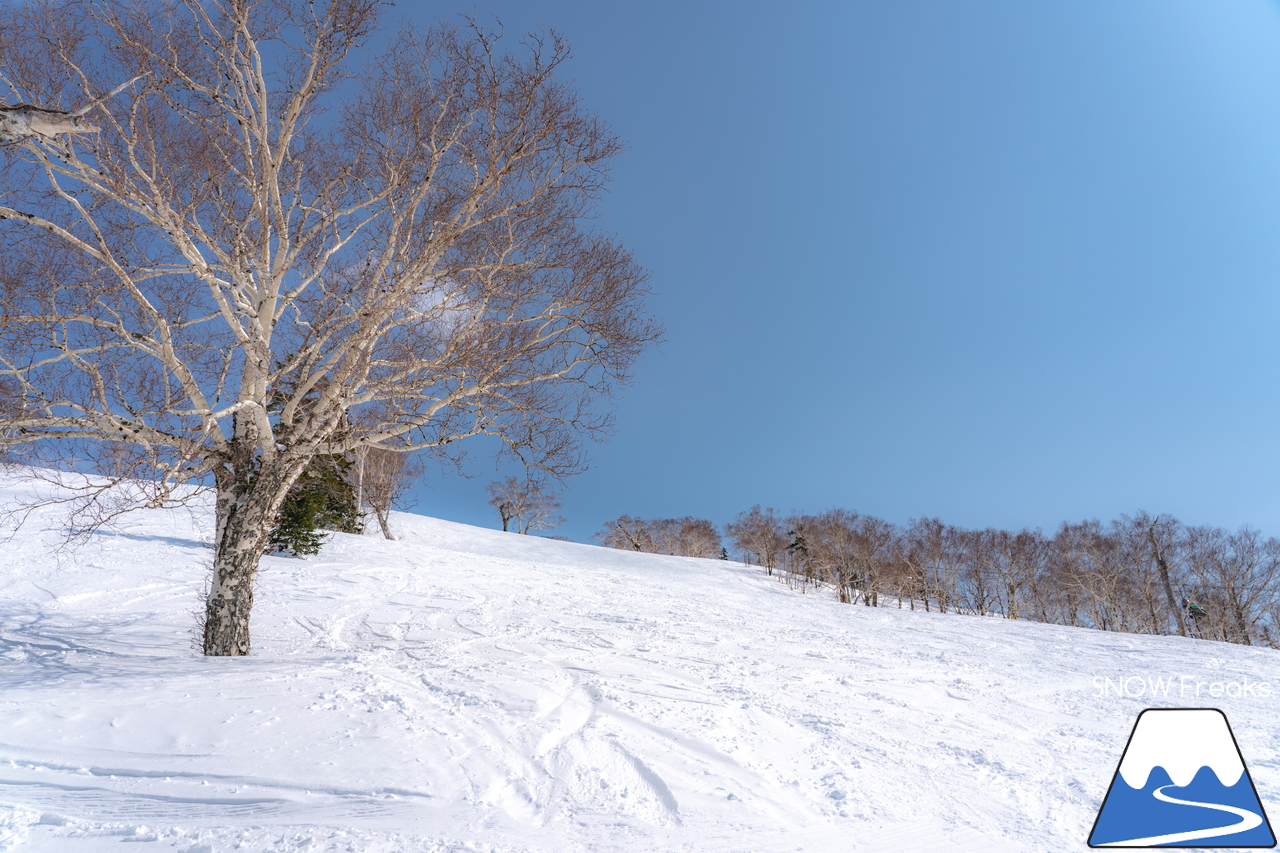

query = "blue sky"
[{"left": 399, "top": 1, "right": 1280, "bottom": 544}]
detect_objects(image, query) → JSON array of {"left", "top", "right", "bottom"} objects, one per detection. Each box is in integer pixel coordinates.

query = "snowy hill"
[{"left": 2, "top": 477, "right": 1280, "bottom": 852}]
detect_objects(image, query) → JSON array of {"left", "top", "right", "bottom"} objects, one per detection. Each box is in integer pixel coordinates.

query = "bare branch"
[{"left": 0, "top": 0, "right": 658, "bottom": 655}]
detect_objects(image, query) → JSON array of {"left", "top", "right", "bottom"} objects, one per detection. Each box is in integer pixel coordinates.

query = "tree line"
[{"left": 591, "top": 507, "right": 1280, "bottom": 648}]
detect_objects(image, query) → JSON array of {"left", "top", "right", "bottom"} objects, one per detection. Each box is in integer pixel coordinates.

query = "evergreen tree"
[
  {"left": 266, "top": 455, "right": 364, "bottom": 556},
  {"left": 263, "top": 364, "right": 364, "bottom": 557}
]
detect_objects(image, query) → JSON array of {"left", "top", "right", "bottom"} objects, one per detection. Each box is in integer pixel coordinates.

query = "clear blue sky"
[{"left": 399, "top": 1, "right": 1280, "bottom": 544}]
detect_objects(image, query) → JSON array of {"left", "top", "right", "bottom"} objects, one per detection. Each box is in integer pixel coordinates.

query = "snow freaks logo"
[
  {"left": 1088, "top": 708, "right": 1276, "bottom": 848},
  {"left": 1092, "top": 675, "right": 1272, "bottom": 700}
]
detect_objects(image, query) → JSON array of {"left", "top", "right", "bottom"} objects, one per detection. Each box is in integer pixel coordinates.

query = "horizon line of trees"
[{"left": 592, "top": 507, "right": 1280, "bottom": 649}]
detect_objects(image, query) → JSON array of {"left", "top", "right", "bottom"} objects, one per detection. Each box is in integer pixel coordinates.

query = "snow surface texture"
[{"left": 2, "top": 477, "right": 1280, "bottom": 852}]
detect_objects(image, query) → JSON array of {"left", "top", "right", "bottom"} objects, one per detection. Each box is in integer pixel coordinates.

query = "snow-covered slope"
[{"left": 2, "top": 478, "right": 1279, "bottom": 852}]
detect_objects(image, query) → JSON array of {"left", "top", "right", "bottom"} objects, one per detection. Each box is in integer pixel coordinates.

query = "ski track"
[{"left": 1, "top": 478, "right": 1279, "bottom": 851}]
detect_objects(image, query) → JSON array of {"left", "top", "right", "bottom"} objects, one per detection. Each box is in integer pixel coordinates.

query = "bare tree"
[
  {"left": 955, "top": 529, "right": 997, "bottom": 616},
  {"left": 1053, "top": 520, "right": 1158, "bottom": 633},
  {"left": 772, "top": 510, "right": 897, "bottom": 602},
  {"left": 653, "top": 516, "right": 721, "bottom": 559},
  {"left": 1184, "top": 525, "right": 1280, "bottom": 645},
  {"left": 358, "top": 446, "right": 425, "bottom": 541},
  {"left": 487, "top": 477, "right": 520, "bottom": 533},
  {"left": 1133, "top": 512, "right": 1186, "bottom": 636},
  {"left": 783, "top": 510, "right": 865, "bottom": 603},
  {"left": 594, "top": 515, "right": 721, "bottom": 558},
  {"left": 847, "top": 514, "right": 896, "bottom": 607},
  {"left": 0, "top": 376, "right": 19, "bottom": 463},
  {"left": 780, "top": 521, "right": 813, "bottom": 590},
  {"left": 724, "top": 505, "right": 786, "bottom": 576},
  {"left": 0, "top": 1, "right": 659, "bottom": 655},
  {"left": 902, "top": 518, "right": 964, "bottom": 613},
  {"left": 983, "top": 528, "right": 1047, "bottom": 621},
  {"left": 595, "top": 514, "right": 653, "bottom": 552},
  {"left": 1104, "top": 512, "right": 1184, "bottom": 636},
  {"left": 1040, "top": 541, "right": 1086, "bottom": 628},
  {"left": 792, "top": 511, "right": 851, "bottom": 602},
  {"left": 880, "top": 528, "right": 927, "bottom": 611},
  {"left": 486, "top": 475, "right": 563, "bottom": 534}
]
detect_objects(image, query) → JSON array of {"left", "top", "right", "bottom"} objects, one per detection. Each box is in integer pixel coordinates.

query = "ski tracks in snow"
[{"left": 4, "top": 493, "right": 1280, "bottom": 850}]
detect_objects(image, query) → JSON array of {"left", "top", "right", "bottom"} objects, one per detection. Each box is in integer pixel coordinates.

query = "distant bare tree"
[
  {"left": 1184, "top": 525, "right": 1280, "bottom": 645},
  {"left": 782, "top": 510, "right": 865, "bottom": 602},
  {"left": 773, "top": 510, "right": 897, "bottom": 603},
  {"left": 1053, "top": 522, "right": 1117, "bottom": 630},
  {"left": 983, "top": 528, "right": 1048, "bottom": 621},
  {"left": 488, "top": 479, "right": 520, "bottom": 533},
  {"left": 1105, "top": 512, "right": 1184, "bottom": 636},
  {"left": 1053, "top": 520, "right": 1161, "bottom": 633},
  {"left": 0, "top": 1, "right": 658, "bottom": 655},
  {"left": 725, "top": 505, "right": 786, "bottom": 576},
  {"left": 880, "top": 534, "right": 924, "bottom": 610},
  {"left": 1144, "top": 513, "right": 1187, "bottom": 636},
  {"left": 486, "top": 475, "right": 563, "bottom": 534},
  {"left": 595, "top": 514, "right": 652, "bottom": 551},
  {"left": 358, "top": 447, "right": 425, "bottom": 541},
  {"left": 779, "top": 521, "right": 814, "bottom": 590},
  {"left": 794, "top": 511, "right": 853, "bottom": 602},
  {"left": 0, "top": 376, "right": 20, "bottom": 463},
  {"left": 594, "top": 515, "right": 721, "bottom": 558},
  {"left": 902, "top": 518, "right": 963, "bottom": 613},
  {"left": 1040, "top": 542, "right": 1086, "bottom": 627},
  {"left": 521, "top": 486, "right": 565, "bottom": 536},
  {"left": 1260, "top": 600, "right": 1280, "bottom": 649},
  {"left": 847, "top": 515, "right": 896, "bottom": 607},
  {"left": 955, "top": 530, "right": 996, "bottom": 616},
  {"left": 656, "top": 517, "right": 721, "bottom": 558}
]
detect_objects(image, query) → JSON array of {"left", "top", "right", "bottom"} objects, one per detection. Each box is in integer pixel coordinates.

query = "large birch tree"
[{"left": 0, "top": 0, "right": 658, "bottom": 655}]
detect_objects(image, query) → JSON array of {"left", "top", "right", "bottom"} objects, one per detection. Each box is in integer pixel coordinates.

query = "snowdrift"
[{"left": 2, "top": 476, "right": 1279, "bottom": 852}]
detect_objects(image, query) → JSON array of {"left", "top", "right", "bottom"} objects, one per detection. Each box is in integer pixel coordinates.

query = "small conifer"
[{"left": 266, "top": 455, "right": 364, "bottom": 556}]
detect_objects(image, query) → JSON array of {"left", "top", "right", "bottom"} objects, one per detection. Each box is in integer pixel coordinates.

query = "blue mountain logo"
[{"left": 1089, "top": 708, "right": 1275, "bottom": 847}]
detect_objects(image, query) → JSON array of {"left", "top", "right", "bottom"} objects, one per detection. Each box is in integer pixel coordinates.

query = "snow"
[{"left": 2, "top": 475, "right": 1280, "bottom": 852}]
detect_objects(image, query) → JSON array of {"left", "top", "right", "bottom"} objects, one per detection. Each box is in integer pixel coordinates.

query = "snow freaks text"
[{"left": 1092, "top": 675, "right": 1272, "bottom": 700}]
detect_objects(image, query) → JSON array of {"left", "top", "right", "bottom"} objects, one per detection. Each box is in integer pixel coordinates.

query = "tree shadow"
[{"left": 89, "top": 528, "right": 210, "bottom": 551}]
